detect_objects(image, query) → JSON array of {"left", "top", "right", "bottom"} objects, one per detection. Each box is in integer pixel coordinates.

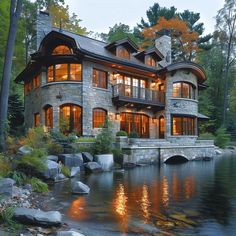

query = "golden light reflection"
[
  {"left": 184, "top": 176, "right": 196, "bottom": 199},
  {"left": 112, "top": 184, "right": 129, "bottom": 233},
  {"left": 68, "top": 197, "right": 88, "bottom": 221},
  {"left": 161, "top": 176, "right": 169, "bottom": 207},
  {"left": 141, "top": 185, "right": 151, "bottom": 223}
]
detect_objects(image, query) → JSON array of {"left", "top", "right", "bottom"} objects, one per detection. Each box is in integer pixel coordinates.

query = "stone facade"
[{"left": 20, "top": 11, "right": 208, "bottom": 145}]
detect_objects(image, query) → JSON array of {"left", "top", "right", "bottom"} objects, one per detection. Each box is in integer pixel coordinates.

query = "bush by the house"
[
  {"left": 215, "top": 127, "right": 230, "bottom": 148},
  {"left": 29, "top": 177, "right": 48, "bottom": 193},
  {"left": 116, "top": 130, "right": 128, "bottom": 136}
]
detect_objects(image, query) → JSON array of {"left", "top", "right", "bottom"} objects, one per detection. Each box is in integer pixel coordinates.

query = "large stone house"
[{"left": 16, "top": 12, "right": 208, "bottom": 143}]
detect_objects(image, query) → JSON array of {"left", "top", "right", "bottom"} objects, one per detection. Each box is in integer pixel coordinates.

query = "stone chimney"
[
  {"left": 36, "top": 11, "right": 52, "bottom": 49},
  {"left": 155, "top": 35, "right": 171, "bottom": 67}
]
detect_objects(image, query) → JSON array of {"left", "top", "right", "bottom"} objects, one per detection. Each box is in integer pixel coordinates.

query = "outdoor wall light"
[{"left": 115, "top": 113, "right": 120, "bottom": 120}]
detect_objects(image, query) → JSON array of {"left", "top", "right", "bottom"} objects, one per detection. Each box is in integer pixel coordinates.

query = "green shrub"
[
  {"left": 23, "top": 125, "right": 51, "bottom": 149},
  {"left": 129, "top": 131, "right": 139, "bottom": 138},
  {"left": 47, "top": 142, "right": 64, "bottom": 155},
  {"left": 198, "top": 132, "right": 215, "bottom": 140},
  {"left": 92, "top": 118, "right": 114, "bottom": 154},
  {"left": 0, "top": 154, "right": 12, "bottom": 177},
  {"left": 116, "top": 130, "right": 128, "bottom": 136},
  {"left": 0, "top": 206, "right": 22, "bottom": 231},
  {"left": 16, "top": 149, "right": 47, "bottom": 177},
  {"left": 215, "top": 127, "right": 230, "bottom": 148},
  {"left": 77, "top": 136, "right": 96, "bottom": 142},
  {"left": 8, "top": 171, "right": 27, "bottom": 186},
  {"left": 29, "top": 177, "right": 48, "bottom": 193},
  {"left": 61, "top": 165, "right": 70, "bottom": 178},
  {"left": 112, "top": 148, "right": 123, "bottom": 165}
]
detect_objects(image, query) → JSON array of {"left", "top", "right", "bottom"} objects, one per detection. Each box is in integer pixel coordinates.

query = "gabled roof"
[
  {"left": 135, "top": 47, "right": 164, "bottom": 61},
  {"left": 105, "top": 37, "right": 139, "bottom": 53}
]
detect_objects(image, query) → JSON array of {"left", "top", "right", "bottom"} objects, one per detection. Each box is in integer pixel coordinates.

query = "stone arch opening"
[{"left": 164, "top": 155, "right": 189, "bottom": 164}]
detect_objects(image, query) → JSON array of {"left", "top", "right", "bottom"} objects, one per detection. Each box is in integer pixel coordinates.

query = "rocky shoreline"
[{"left": 1, "top": 145, "right": 236, "bottom": 236}]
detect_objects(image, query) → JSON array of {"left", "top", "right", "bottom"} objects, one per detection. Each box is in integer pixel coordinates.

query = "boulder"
[
  {"left": 43, "top": 160, "right": 60, "bottom": 180},
  {"left": 0, "top": 178, "right": 15, "bottom": 197},
  {"left": 17, "top": 145, "right": 33, "bottom": 155},
  {"left": 84, "top": 162, "right": 102, "bottom": 173},
  {"left": 94, "top": 154, "right": 114, "bottom": 171},
  {"left": 47, "top": 155, "right": 58, "bottom": 162},
  {"left": 13, "top": 207, "right": 62, "bottom": 226},
  {"left": 71, "top": 181, "right": 90, "bottom": 194},
  {"left": 57, "top": 230, "right": 84, "bottom": 236},
  {"left": 82, "top": 152, "right": 93, "bottom": 162},
  {"left": 58, "top": 154, "right": 83, "bottom": 168},
  {"left": 70, "top": 167, "right": 80, "bottom": 177},
  {"left": 54, "top": 173, "right": 68, "bottom": 182}
]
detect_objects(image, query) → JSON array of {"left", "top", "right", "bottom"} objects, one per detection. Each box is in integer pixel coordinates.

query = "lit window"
[
  {"left": 117, "top": 47, "right": 130, "bottom": 59},
  {"left": 33, "top": 75, "right": 40, "bottom": 88},
  {"left": 172, "top": 82, "right": 195, "bottom": 99},
  {"left": 52, "top": 45, "right": 72, "bottom": 55},
  {"left": 44, "top": 105, "right": 53, "bottom": 129},
  {"left": 93, "top": 108, "right": 107, "bottom": 128},
  {"left": 146, "top": 55, "right": 156, "bottom": 66},
  {"left": 47, "top": 64, "right": 82, "bottom": 82},
  {"left": 92, "top": 69, "right": 107, "bottom": 89},
  {"left": 172, "top": 116, "right": 196, "bottom": 135},
  {"left": 34, "top": 113, "right": 40, "bottom": 127}
]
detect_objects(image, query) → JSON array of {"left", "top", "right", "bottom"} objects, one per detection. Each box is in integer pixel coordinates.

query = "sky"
[{"left": 65, "top": 0, "right": 225, "bottom": 35}]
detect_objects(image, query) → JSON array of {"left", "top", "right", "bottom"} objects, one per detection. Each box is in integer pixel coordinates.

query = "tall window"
[
  {"left": 92, "top": 69, "right": 107, "bottom": 89},
  {"left": 159, "top": 116, "right": 165, "bottom": 139},
  {"left": 60, "top": 104, "right": 82, "bottom": 135},
  {"left": 146, "top": 55, "right": 156, "bottom": 66},
  {"left": 117, "top": 46, "right": 130, "bottom": 59},
  {"left": 172, "top": 82, "right": 195, "bottom": 99},
  {"left": 120, "top": 113, "right": 149, "bottom": 138},
  {"left": 172, "top": 116, "right": 196, "bottom": 135},
  {"left": 93, "top": 108, "right": 107, "bottom": 128},
  {"left": 34, "top": 113, "right": 40, "bottom": 127},
  {"left": 44, "top": 105, "right": 53, "bottom": 129},
  {"left": 33, "top": 75, "right": 40, "bottom": 88},
  {"left": 52, "top": 45, "right": 72, "bottom": 55},
  {"left": 47, "top": 64, "right": 82, "bottom": 82}
]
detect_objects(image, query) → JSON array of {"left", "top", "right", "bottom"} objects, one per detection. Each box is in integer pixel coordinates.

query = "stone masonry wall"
[{"left": 165, "top": 70, "right": 198, "bottom": 142}]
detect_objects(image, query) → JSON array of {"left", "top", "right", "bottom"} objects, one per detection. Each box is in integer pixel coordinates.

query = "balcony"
[{"left": 112, "top": 83, "right": 165, "bottom": 110}]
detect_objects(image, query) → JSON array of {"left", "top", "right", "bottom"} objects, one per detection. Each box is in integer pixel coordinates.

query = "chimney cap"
[{"left": 39, "top": 11, "right": 50, "bottom": 16}]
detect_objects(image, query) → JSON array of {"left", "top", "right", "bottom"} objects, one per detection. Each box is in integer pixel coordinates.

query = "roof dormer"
[
  {"left": 135, "top": 47, "right": 164, "bottom": 67},
  {"left": 105, "top": 38, "right": 138, "bottom": 59}
]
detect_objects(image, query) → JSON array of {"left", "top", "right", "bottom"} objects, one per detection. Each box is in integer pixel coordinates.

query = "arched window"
[
  {"left": 117, "top": 46, "right": 130, "bottom": 59},
  {"left": 60, "top": 104, "right": 82, "bottom": 135},
  {"left": 172, "top": 82, "right": 195, "bottom": 99},
  {"left": 44, "top": 105, "right": 53, "bottom": 129},
  {"left": 34, "top": 113, "right": 40, "bottom": 127},
  {"left": 52, "top": 45, "right": 72, "bottom": 55},
  {"left": 93, "top": 108, "right": 107, "bottom": 128}
]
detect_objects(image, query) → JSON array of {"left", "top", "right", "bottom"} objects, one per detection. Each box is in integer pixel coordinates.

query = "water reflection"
[
  {"left": 62, "top": 157, "right": 236, "bottom": 235},
  {"left": 68, "top": 197, "right": 88, "bottom": 220},
  {"left": 113, "top": 184, "right": 129, "bottom": 232}
]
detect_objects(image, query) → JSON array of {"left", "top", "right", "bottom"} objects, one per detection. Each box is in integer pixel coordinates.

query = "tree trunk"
[{"left": 0, "top": 0, "right": 22, "bottom": 151}]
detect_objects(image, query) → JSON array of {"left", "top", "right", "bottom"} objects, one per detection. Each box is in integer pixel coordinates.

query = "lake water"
[{"left": 50, "top": 155, "right": 236, "bottom": 236}]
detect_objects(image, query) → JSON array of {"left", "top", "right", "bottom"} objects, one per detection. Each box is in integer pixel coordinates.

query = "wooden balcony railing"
[{"left": 112, "top": 84, "right": 165, "bottom": 105}]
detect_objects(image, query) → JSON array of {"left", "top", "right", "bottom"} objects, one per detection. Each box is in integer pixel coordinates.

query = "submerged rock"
[
  {"left": 71, "top": 181, "right": 90, "bottom": 194},
  {"left": 57, "top": 229, "right": 85, "bottom": 236},
  {"left": 84, "top": 162, "right": 102, "bottom": 173},
  {"left": 14, "top": 207, "right": 62, "bottom": 226},
  {"left": 58, "top": 154, "right": 83, "bottom": 168},
  {"left": 82, "top": 152, "right": 93, "bottom": 162},
  {"left": 54, "top": 173, "right": 68, "bottom": 182},
  {"left": 0, "top": 178, "right": 15, "bottom": 197},
  {"left": 94, "top": 154, "right": 114, "bottom": 171}
]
